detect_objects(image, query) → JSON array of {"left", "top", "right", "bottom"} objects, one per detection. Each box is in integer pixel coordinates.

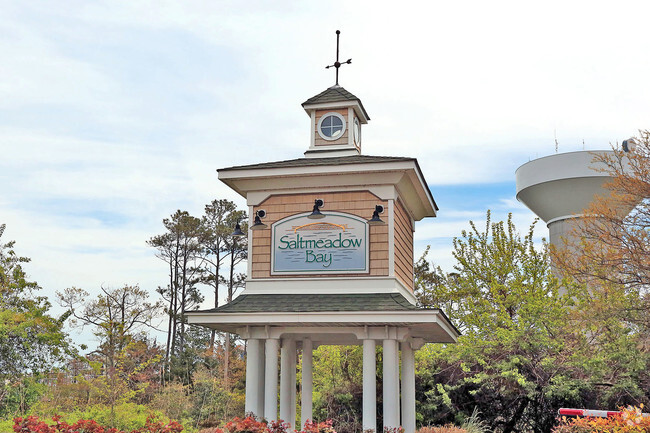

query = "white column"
[
  {"left": 362, "top": 339, "right": 377, "bottom": 432},
  {"left": 383, "top": 338, "right": 400, "bottom": 430},
  {"left": 401, "top": 342, "right": 416, "bottom": 433},
  {"left": 280, "top": 339, "right": 296, "bottom": 429},
  {"left": 290, "top": 344, "right": 297, "bottom": 429},
  {"left": 301, "top": 338, "right": 313, "bottom": 428},
  {"left": 396, "top": 343, "right": 401, "bottom": 425},
  {"left": 245, "top": 339, "right": 262, "bottom": 416},
  {"left": 258, "top": 342, "right": 266, "bottom": 416},
  {"left": 265, "top": 338, "right": 279, "bottom": 422}
]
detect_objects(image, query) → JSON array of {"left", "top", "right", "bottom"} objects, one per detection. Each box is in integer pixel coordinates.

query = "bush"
[
  {"left": 553, "top": 406, "right": 650, "bottom": 433},
  {"left": 416, "top": 426, "right": 467, "bottom": 433},
  {"left": 12, "top": 414, "right": 183, "bottom": 433},
  {"left": 198, "top": 416, "right": 335, "bottom": 433},
  {"left": 29, "top": 403, "right": 175, "bottom": 432}
]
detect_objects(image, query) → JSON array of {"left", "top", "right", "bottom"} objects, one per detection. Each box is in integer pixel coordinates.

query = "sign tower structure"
[{"left": 187, "top": 31, "right": 459, "bottom": 433}]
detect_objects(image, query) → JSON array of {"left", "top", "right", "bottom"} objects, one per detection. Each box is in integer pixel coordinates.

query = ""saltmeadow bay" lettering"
[{"left": 278, "top": 233, "right": 363, "bottom": 250}]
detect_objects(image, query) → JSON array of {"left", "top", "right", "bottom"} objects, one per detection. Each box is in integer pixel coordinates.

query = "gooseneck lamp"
[
  {"left": 250, "top": 210, "right": 267, "bottom": 230},
  {"left": 368, "top": 205, "right": 385, "bottom": 225},
  {"left": 231, "top": 221, "right": 245, "bottom": 237},
  {"left": 308, "top": 199, "right": 325, "bottom": 219}
]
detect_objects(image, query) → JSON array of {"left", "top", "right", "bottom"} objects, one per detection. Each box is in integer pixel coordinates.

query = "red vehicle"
[{"left": 559, "top": 408, "right": 649, "bottom": 418}]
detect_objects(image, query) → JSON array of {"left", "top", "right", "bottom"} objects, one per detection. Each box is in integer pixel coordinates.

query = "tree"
[
  {"left": 219, "top": 209, "right": 248, "bottom": 390},
  {"left": 148, "top": 210, "right": 205, "bottom": 371},
  {"left": 551, "top": 132, "right": 650, "bottom": 409},
  {"left": 0, "top": 224, "right": 71, "bottom": 416},
  {"left": 199, "top": 199, "right": 238, "bottom": 351},
  {"left": 553, "top": 131, "right": 650, "bottom": 290},
  {"left": 311, "top": 345, "right": 364, "bottom": 433},
  {"left": 148, "top": 203, "right": 247, "bottom": 386},
  {"left": 414, "top": 212, "right": 583, "bottom": 433},
  {"left": 57, "top": 285, "right": 162, "bottom": 370},
  {"left": 56, "top": 285, "right": 164, "bottom": 419}
]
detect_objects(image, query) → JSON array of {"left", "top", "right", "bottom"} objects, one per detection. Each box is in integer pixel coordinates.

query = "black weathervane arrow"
[{"left": 325, "top": 30, "right": 351, "bottom": 86}]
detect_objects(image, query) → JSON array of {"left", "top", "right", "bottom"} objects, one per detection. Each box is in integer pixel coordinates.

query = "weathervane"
[{"left": 325, "top": 30, "right": 351, "bottom": 86}]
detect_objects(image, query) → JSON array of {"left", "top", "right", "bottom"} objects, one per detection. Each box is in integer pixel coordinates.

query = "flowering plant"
[
  {"left": 301, "top": 420, "right": 336, "bottom": 433},
  {"left": 217, "top": 417, "right": 335, "bottom": 433},
  {"left": 223, "top": 417, "right": 274, "bottom": 433},
  {"left": 13, "top": 415, "right": 183, "bottom": 433}
]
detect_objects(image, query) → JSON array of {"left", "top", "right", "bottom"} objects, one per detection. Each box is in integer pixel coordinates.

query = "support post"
[
  {"left": 383, "top": 338, "right": 399, "bottom": 430},
  {"left": 245, "top": 339, "right": 262, "bottom": 416},
  {"left": 258, "top": 341, "right": 266, "bottom": 416},
  {"left": 290, "top": 343, "right": 297, "bottom": 429},
  {"left": 264, "top": 338, "right": 279, "bottom": 422},
  {"left": 301, "top": 338, "right": 313, "bottom": 428},
  {"left": 280, "top": 339, "right": 296, "bottom": 429},
  {"left": 401, "top": 341, "right": 415, "bottom": 433},
  {"left": 363, "top": 339, "right": 377, "bottom": 432}
]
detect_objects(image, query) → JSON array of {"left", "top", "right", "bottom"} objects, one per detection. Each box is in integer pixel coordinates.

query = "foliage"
[
  {"left": 460, "top": 409, "right": 488, "bottom": 433},
  {"left": 148, "top": 202, "right": 248, "bottom": 386},
  {"left": 551, "top": 132, "right": 650, "bottom": 408},
  {"left": 1, "top": 376, "right": 47, "bottom": 419},
  {"left": 55, "top": 284, "right": 164, "bottom": 417},
  {"left": 148, "top": 210, "right": 205, "bottom": 372},
  {"left": 301, "top": 419, "right": 336, "bottom": 433},
  {"left": 12, "top": 414, "right": 183, "bottom": 433},
  {"left": 24, "top": 403, "right": 176, "bottom": 433},
  {"left": 416, "top": 427, "right": 467, "bottom": 433},
  {"left": 201, "top": 417, "right": 335, "bottom": 433},
  {"left": 553, "top": 131, "right": 650, "bottom": 291},
  {"left": 0, "top": 224, "right": 71, "bottom": 416},
  {"left": 187, "top": 367, "right": 244, "bottom": 430},
  {"left": 199, "top": 200, "right": 238, "bottom": 353},
  {"left": 552, "top": 406, "right": 650, "bottom": 433},
  {"left": 415, "top": 212, "right": 585, "bottom": 433},
  {"left": 311, "top": 346, "right": 364, "bottom": 433},
  {"left": 149, "top": 382, "right": 193, "bottom": 424},
  {"left": 57, "top": 285, "right": 162, "bottom": 369},
  {"left": 222, "top": 416, "right": 280, "bottom": 433}
]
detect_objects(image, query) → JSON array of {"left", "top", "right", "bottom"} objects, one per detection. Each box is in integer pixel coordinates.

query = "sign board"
[{"left": 271, "top": 212, "right": 369, "bottom": 274}]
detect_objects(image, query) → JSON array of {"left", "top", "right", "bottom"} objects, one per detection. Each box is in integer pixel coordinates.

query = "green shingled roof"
[
  {"left": 303, "top": 86, "right": 360, "bottom": 105},
  {"left": 218, "top": 155, "right": 415, "bottom": 172},
  {"left": 196, "top": 293, "right": 422, "bottom": 314},
  {"left": 302, "top": 86, "right": 370, "bottom": 121}
]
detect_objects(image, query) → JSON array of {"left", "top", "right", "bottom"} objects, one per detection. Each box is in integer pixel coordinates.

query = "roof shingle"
[
  {"left": 302, "top": 86, "right": 370, "bottom": 120},
  {"left": 195, "top": 293, "right": 423, "bottom": 314},
  {"left": 218, "top": 155, "right": 415, "bottom": 172}
]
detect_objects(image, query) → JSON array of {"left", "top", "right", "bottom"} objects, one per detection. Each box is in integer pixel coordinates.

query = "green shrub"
[{"left": 32, "top": 402, "right": 177, "bottom": 432}]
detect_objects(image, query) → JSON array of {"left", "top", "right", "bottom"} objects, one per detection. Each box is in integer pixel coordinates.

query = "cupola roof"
[{"left": 302, "top": 85, "right": 370, "bottom": 123}]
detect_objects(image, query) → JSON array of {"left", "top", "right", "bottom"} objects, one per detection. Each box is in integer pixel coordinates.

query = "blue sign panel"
[{"left": 271, "top": 212, "right": 369, "bottom": 274}]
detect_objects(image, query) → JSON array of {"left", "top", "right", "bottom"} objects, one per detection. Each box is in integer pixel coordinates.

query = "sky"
[{"left": 2, "top": 1, "right": 650, "bottom": 347}]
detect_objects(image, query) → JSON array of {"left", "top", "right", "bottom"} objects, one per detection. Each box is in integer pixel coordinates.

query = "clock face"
[{"left": 353, "top": 118, "right": 361, "bottom": 146}]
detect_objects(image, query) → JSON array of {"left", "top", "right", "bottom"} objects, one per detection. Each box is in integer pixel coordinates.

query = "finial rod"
[{"left": 325, "top": 29, "right": 351, "bottom": 86}]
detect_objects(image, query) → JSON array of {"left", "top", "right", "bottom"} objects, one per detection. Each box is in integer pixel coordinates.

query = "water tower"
[{"left": 515, "top": 149, "right": 621, "bottom": 248}]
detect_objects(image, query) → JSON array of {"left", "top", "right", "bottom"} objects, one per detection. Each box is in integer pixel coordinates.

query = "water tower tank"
[{"left": 515, "top": 150, "right": 617, "bottom": 247}]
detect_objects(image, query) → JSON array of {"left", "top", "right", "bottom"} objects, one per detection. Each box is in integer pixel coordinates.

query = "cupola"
[
  {"left": 302, "top": 85, "right": 370, "bottom": 158},
  {"left": 301, "top": 29, "right": 370, "bottom": 158}
]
